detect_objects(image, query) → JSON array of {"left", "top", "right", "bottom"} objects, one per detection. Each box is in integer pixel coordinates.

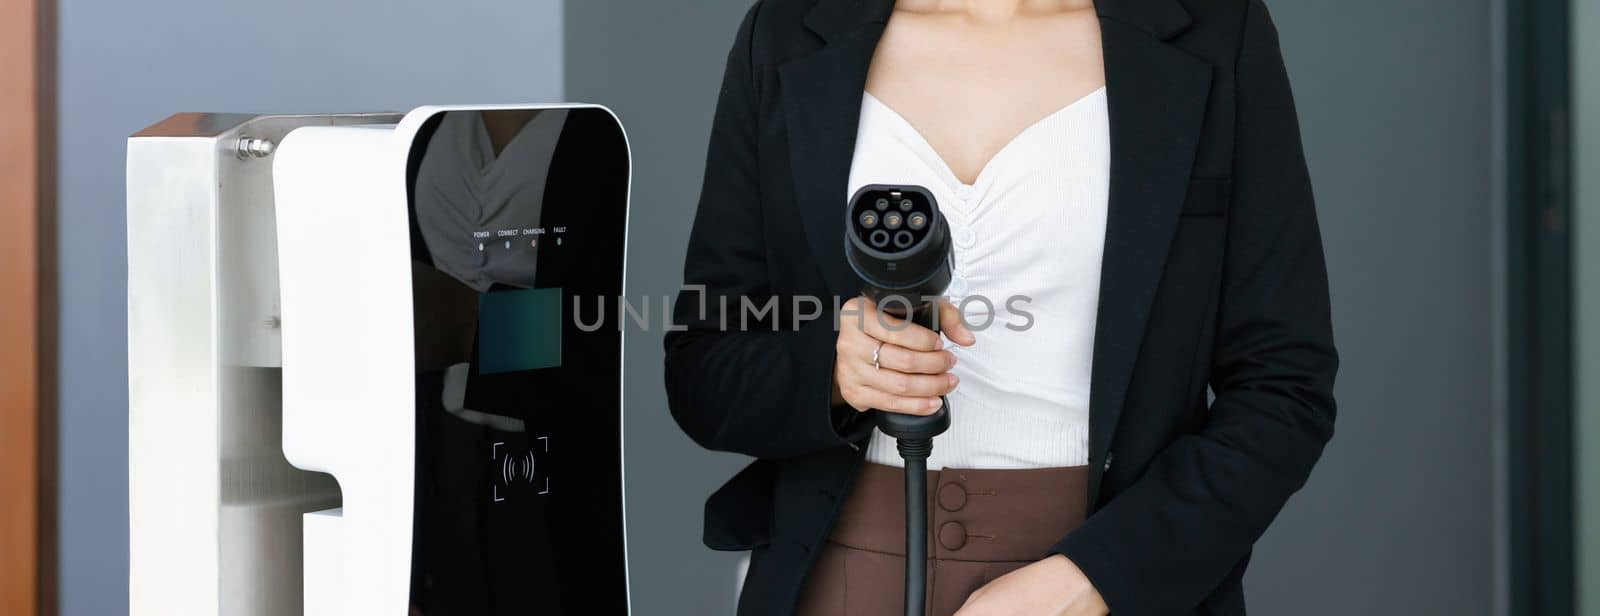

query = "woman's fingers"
[
  {"left": 875, "top": 343, "right": 957, "bottom": 375},
  {"left": 834, "top": 295, "right": 961, "bottom": 415},
  {"left": 842, "top": 382, "right": 945, "bottom": 416},
  {"left": 856, "top": 304, "right": 944, "bottom": 352},
  {"left": 853, "top": 359, "right": 958, "bottom": 398},
  {"left": 938, "top": 298, "right": 977, "bottom": 346},
  {"left": 847, "top": 296, "right": 976, "bottom": 350}
]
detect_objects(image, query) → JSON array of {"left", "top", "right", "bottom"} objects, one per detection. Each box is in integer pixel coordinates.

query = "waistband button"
[
  {"left": 937, "top": 482, "right": 967, "bottom": 512},
  {"left": 938, "top": 521, "right": 967, "bottom": 551}
]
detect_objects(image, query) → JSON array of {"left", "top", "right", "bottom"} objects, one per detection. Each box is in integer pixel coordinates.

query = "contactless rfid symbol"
[{"left": 491, "top": 436, "right": 551, "bottom": 502}]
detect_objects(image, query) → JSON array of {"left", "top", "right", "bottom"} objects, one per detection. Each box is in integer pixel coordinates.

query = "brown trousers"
[{"left": 795, "top": 462, "right": 1090, "bottom": 616}]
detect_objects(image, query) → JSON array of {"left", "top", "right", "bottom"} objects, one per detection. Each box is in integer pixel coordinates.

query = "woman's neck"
[{"left": 893, "top": 0, "right": 1094, "bottom": 22}]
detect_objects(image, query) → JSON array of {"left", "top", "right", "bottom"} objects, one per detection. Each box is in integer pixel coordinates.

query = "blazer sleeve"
[
  {"left": 1051, "top": 1, "right": 1339, "bottom": 613},
  {"left": 663, "top": 1, "right": 873, "bottom": 460}
]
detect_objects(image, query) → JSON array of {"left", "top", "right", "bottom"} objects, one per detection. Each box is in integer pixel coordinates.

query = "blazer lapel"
[
  {"left": 780, "top": 0, "right": 896, "bottom": 300},
  {"left": 1085, "top": 2, "right": 1213, "bottom": 502}
]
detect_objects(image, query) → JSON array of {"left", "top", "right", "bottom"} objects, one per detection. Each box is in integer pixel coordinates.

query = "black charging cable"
[
  {"left": 843, "top": 185, "right": 954, "bottom": 616},
  {"left": 873, "top": 302, "right": 950, "bottom": 616}
]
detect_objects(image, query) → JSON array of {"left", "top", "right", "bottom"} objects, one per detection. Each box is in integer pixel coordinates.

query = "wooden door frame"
[{"left": 0, "top": 0, "right": 56, "bottom": 614}]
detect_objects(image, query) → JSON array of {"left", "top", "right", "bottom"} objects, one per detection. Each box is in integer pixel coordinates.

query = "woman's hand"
[
  {"left": 955, "top": 555, "right": 1108, "bottom": 616},
  {"left": 832, "top": 296, "right": 975, "bottom": 415}
]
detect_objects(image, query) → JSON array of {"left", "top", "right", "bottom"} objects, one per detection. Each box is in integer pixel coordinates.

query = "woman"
[{"left": 664, "top": 0, "right": 1337, "bottom": 614}]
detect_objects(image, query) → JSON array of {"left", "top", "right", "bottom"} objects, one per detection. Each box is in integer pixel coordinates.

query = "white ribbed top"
[{"left": 848, "top": 87, "right": 1110, "bottom": 469}]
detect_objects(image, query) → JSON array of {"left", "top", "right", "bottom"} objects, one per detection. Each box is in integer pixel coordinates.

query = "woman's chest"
[{"left": 863, "top": 10, "right": 1105, "bottom": 184}]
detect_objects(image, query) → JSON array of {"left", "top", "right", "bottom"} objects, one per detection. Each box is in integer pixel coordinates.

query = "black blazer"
[{"left": 663, "top": 0, "right": 1338, "bottom": 613}]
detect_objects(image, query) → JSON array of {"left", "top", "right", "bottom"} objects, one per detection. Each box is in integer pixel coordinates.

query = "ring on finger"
[{"left": 872, "top": 342, "right": 884, "bottom": 370}]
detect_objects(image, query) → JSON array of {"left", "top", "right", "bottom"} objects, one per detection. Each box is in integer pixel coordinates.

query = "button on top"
[
  {"left": 947, "top": 225, "right": 972, "bottom": 246},
  {"left": 937, "top": 482, "right": 968, "bottom": 512}
]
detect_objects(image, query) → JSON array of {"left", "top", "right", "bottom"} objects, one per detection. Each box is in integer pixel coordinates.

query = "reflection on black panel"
[{"left": 406, "top": 108, "right": 628, "bottom": 615}]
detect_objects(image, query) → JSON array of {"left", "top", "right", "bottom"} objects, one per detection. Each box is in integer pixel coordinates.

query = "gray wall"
[
  {"left": 1246, "top": 1, "right": 1494, "bottom": 614},
  {"left": 569, "top": 0, "right": 1498, "bottom": 614},
  {"left": 565, "top": 3, "right": 756, "bottom": 614},
  {"left": 58, "top": 2, "right": 563, "bottom": 613}
]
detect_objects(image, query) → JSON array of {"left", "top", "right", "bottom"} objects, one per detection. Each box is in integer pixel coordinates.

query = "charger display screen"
[
  {"left": 477, "top": 287, "right": 563, "bottom": 375},
  {"left": 404, "top": 108, "right": 629, "bottom": 615}
]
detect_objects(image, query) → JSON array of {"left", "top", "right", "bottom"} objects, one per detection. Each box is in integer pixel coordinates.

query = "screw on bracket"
[{"left": 236, "top": 136, "right": 275, "bottom": 159}]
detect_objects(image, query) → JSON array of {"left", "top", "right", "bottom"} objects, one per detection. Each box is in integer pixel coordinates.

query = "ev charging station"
[{"left": 127, "top": 105, "right": 632, "bottom": 615}]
